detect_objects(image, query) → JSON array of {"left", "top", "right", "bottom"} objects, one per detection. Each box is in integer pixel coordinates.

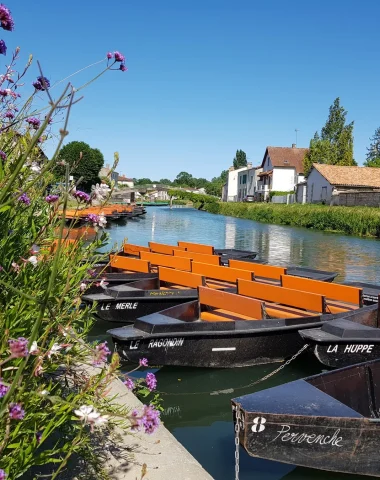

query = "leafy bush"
[
  {"left": 0, "top": 8, "right": 160, "bottom": 480},
  {"left": 269, "top": 190, "right": 294, "bottom": 199},
  {"left": 203, "top": 202, "right": 380, "bottom": 237}
]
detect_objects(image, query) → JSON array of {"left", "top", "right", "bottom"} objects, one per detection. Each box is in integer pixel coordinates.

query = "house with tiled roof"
[
  {"left": 257, "top": 144, "right": 309, "bottom": 200},
  {"left": 303, "top": 164, "right": 380, "bottom": 204}
]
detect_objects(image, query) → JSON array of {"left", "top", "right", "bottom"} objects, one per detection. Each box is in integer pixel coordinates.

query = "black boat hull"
[
  {"left": 84, "top": 273, "right": 157, "bottom": 294},
  {"left": 111, "top": 327, "right": 307, "bottom": 368},
  {"left": 84, "top": 293, "right": 198, "bottom": 323},
  {"left": 311, "top": 342, "right": 380, "bottom": 368}
]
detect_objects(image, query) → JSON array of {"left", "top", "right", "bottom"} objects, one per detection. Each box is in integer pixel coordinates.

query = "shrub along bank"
[{"left": 203, "top": 202, "right": 380, "bottom": 237}]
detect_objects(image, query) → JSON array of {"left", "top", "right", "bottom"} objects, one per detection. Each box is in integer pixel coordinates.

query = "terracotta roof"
[
  {"left": 118, "top": 175, "right": 133, "bottom": 181},
  {"left": 261, "top": 147, "right": 309, "bottom": 174},
  {"left": 312, "top": 164, "right": 380, "bottom": 188}
]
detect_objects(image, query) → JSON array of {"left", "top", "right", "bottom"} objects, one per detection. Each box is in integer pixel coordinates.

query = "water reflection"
[{"left": 96, "top": 207, "right": 380, "bottom": 480}]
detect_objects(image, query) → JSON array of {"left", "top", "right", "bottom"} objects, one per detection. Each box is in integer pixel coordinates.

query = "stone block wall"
[{"left": 337, "top": 191, "right": 380, "bottom": 207}]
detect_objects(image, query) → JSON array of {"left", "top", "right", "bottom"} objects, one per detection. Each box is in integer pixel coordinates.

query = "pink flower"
[
  {"left": 0, "top": 378, "right": 10, "bottom": 397},
  {"left": 8, "top": 337, "right": 28, "bottom": 357},
  {"left": 139, "top": 358, "right": 148, "bottom": 367},
  {"left": 106, "top": 52, "right": 113, "bottom": 59},
  {"left": 0, "top": 468, "right": 6, "bottom": 480},
  {"left": 146, "top": 372, "right": 157, "bottom": 391},
  {"left": 123, "top": 378, "right": 135, "bottom": 390},
  {"left": 9, "top": 403, "right": 25, "bottom": 420},
  {"left": 114, "top": 51, "right": 125, "bottom": 62},
  {"left": 130, "top": 404, "right": 160, "bottom": 434},
  {"left": 92, "top": 341, "right": 110, "bottom": 366}
]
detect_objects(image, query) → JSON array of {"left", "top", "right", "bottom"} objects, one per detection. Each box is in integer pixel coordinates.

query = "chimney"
[
  {"left": 229, "top": 166, "right": 235, "bottom": 172},
  {"left": 292, "top": 144, "right": 296, "bottom": 148},
  {"left": 247, "top": 162, "right": 252, "bottom": 169}
]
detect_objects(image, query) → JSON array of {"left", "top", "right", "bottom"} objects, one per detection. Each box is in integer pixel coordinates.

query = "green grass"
[{"left": 203, "top": 202, "right": 380, "bottom": 237}]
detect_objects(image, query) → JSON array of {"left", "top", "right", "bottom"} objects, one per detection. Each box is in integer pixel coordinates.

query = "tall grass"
[{"left": 204, "top": 202, "right": 380, "bottom": 237}]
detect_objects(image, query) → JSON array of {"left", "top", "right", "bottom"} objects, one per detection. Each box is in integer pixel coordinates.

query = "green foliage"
[
  {"left": 233, "top": 149, "right": 247, "bottom": 169},
  {"left": 168, "top": 189, "right": 218, "bottom": 205},
  {"left": 134, "top": 178, "right": 153, "bottom": 185},
  {"left": 364, "top": 127, "right": 380, "bottom": 167},
  {"left": 173, "top": 171, "right": 195, "bottom": 187},
  {"left": 304, "top": 98, "right": 355, "bottom": 175},
  {"left": 269, "top": 190, "right": 293, "bottom": 199},
  {"left": 159, "top": 178, "right": 172, "bottom": 185},
  {"left": 203, "top": 202, "right": 380, "bottom": 237},
  {"left": 57, "top": 141, "right": 105, "bottom": 192}
]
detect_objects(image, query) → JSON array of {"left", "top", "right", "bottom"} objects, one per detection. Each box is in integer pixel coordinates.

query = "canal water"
[{"left": 92, "top": 207, "right": 380, "bottom": 480}]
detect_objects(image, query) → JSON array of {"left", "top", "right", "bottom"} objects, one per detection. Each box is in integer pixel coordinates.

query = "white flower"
[
  {"left": 47, "top": 343, "right": 62, "bottom": 359},
  {"left": 98, "top": 214, "right": 107, "bottom": 228},
  {"left": 99, "top": 279, "right": 109, "bottom": 289},
  {"left": 74, "top": 405, "right": 109, "bottom": 428},
  {"left": 91, "top": 183, "right": 110, "bottom": 202},
  {"left": 27, "top": 255, "right": 38, "bottom": 267},
  {"left": 80, "top": 282, "right": 87, "bottom": 292},
  {"left": 30, "top": 162, "right": 41, "bottom": 174},
  {"left": 40, "top": 390, "right": 49, "bottom": 396},
  {"left": 30, "top": 341, "right": 39, "bottom": 354}
]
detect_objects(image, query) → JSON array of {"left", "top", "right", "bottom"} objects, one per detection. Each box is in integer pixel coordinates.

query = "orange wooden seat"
[
  {"left": 158, "top": 267, "right": 206, "bottom": 289},
  {"left": 178, "top": 241, "right": 215, "bottom": 255},
  {"left": 198, "top": 286, "right": 265, "bottom": 322},
  {"left": 149, "top": 242, "right": 185, "bottom": 255},
  {"left": 191, "top": 262, "right": 254, "bottom": 284},
  {"left": 237, "top": 279, "right": 326, "bottom": 319},
  {"left": 174, "top": 250, "right": 221, "bottom": 266},
  {"left": 280, "top": 275, "right": 362, "bottom": 313},
  {"left": 110, "top": 255, "right": 151, "bottom": 273},
  {"left": 140, "top": 251, "right": 192, "bottom": 271},
  {"left": 123, "top": 243, "right": 150, "bottom": 257},
  {"left": 229, "top": 260, "right": 287, "bottom": 281}
]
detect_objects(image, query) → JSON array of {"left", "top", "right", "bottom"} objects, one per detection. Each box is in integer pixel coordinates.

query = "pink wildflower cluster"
[
  {"left": 145, "top": 372, "right": 157, "bottom": 391},
  {"left": 0, "top": 468, "right": 6, "bottom": 479},
  {"left": 92, "top": 341, "right": 110, "bottom": 366},
  {"left": 26, "top": 117, "right": 41, "bottom": 129},
  {"left": 86, "top": 213, "right": 107, "bottom": 230},
  {"left": 8, "top": 337, "right": 28, "bottom": 357},
  {"left": 0, "top": 4, "right": 14, "bottom": 31},
  {"left": 45, "top": 194, "right": 59, "bottom": 203},
  {"left": 73, "top": 190, "right": 90, "bottom": 203},
  {"left": 9, "top": 402, "right": 24, "bottom": 420},
  {"left": 131, "top": 405, "right": 160, "bottom": 434},
  {"left": 106, "top": 50, "right": 127, "bottom": 72},
  {"left": 124, "top": 377, "right": 134, "bottom": 390},
  {"left": 0, "top": 378, "right": 9, "bottom": 397},
  {"left": 18, "top": 193, "right": 30, "bottom": 206},
  {"left": 33, "top": 76, "right": 50, "bottom": 91}
]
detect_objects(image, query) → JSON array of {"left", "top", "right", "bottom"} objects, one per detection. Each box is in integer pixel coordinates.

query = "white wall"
[
  {"left": 271, "top": 168, "right": 297, "bottom": 191},
  {"left": 262, "top": 154, "right": 273, "bottom": 171},
  {"left": 227, "top": 167, "right": 247, "bottom": 201},
  {"left": 306, "top": 168, "right": 333, "bottom": 203}
]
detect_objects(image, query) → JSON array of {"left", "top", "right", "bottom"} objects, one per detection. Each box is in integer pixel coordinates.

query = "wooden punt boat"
[
  {"left": 82, "top": 267, "right": 234, "bottom": 323},
  {"left": 300, "top": 300, "right": 380, "bottom": 368},
  {"left": 231, "top": 357, "right": 380, "bottom": 477},
  {"left": 107, "top": 280, "right": 367, "bottom": 367}
]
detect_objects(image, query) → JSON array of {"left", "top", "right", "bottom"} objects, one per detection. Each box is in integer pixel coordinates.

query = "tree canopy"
[
  {"left": 233, "top": 149, "right": 247, "bottom": 169},
  {"left": 364, "top": 127, "right": 380, "bottom": 167},
  {"left": 304, "top": 98, "right": 355, "bottom": 175},
  {"left": 57, "top": 141, "right": 104, "bottom": 191}
]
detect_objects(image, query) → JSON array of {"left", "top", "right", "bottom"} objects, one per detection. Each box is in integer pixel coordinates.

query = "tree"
[
  {"left": 134, "top": 178, "right": 152, "bottom": 185},
  {"left": 303, "top": 98, "right": 355, "bottom": 175},
  {"left": 173, "top": 171, "right": 195, "bottom": 187},
  {"left": 159, "top": 178, "right": 172, "bottom": 185},
  {"left": 364, "top": 127, "right": 380, "bottom": 167},
  {"left": 194, "top": 177, "right": 209, "bottom": 188},
  {"left": 57, "top": 141, "right": 104, "bottom": 191},
  {"left": 233, "top": 149, "right": 247, "bottom": 169}
]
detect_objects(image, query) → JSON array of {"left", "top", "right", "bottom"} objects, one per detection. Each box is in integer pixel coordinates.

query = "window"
[
  {"left": 239, "top": 177, "right": 242, "bottom": 185},
  {"left": 242, "top": 174, "right": 247, "bottom": 184}
]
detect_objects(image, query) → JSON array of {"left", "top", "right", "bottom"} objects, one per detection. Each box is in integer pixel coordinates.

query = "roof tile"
[
  {"left": 262, "top": 147, "right": 309, "bottom": 174},
  {"left": 312, "top": 164, "right": 380, "bottom": 188}
]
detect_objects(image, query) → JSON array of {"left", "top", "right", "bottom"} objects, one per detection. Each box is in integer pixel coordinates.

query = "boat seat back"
[
  {"left": 281, "top": 275, "right": 363, "bottom": 307},
  {"left": 178, "top": 241, "right": 215, "bottom": 255},
  {"left": 192, "top": 262, "right": 254, "bottom": 283},
  {"left": 229, "top": 259, "right": 287, "bottom": 280},
  {"left": 110, "top": 255, "right": 151, "bottom": 273},
  {"left": 149, "top": 242, "right": 185, "bottom": 255},
  {"left": 173, "top": 250, "right": 221, "bottom": 266},
  {"left": 237, "top": 279, "right": 326, "bottom": 313},
  {"left": 198, "top": 286, "right": 265, "bottom": 321},
  {"left": 140, "top": 251, "right": 192, "bottom": 271},
  {"left": 158, "top": 267, "right": 206, "bottom": 289},
  {"left": 123, "top": 243, "right": 150, "bottom": 256}
]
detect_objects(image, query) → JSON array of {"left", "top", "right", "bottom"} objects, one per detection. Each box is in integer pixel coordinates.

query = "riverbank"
[
  {"left": 78, "top": 364, "right": 214, "bottom": 480},
  {"left": 203, "top": 202, "right": 380, "bottom": 237}
]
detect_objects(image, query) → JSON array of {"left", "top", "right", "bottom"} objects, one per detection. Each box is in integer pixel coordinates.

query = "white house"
[
  {"left": 118, "top": 175, "right": 134, "bottom": 187},
  {"left": 257, "top": 145, "right": 308, "bottom": 201},
  {"left": 237, "top": 165, "right": 262, "bottom": 201},
  {"left": 225, "top": 165, "right": 251, "bottom": 202},
  {"left": 304, "top": 163, "right": 380, "bottom": 204}
]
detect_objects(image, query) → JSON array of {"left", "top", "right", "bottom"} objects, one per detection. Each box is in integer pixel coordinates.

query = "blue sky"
[{"left": 7, "top": 0, "right": 380, "bottom": 180}]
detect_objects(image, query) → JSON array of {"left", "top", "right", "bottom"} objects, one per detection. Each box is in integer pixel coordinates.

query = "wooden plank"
[
  {"left": 123, "top": 243, "right": 150, "bottom": 256},
  {"left": 140, "top": 251, "right": 192, "bottom": 271},
  {"left": 229, "top": 259, "right": 287, "bottom": 280},
  {"left": 178, "top": 241, "right": 214, "bottom": 255},
  {"left": 192, "top": 262, "right": 254, "bottom": 283},
  {"left": 158, "top": 267, "right": 206, "bottom": 289},
  {"left": 149, "top": 242, "right": 185, "bottom": 255},
  {"left": 281, "top": 275, "right": 363, "bottom": 306},
  {"left": 198, "top": 286, "right": 264, "bottom": 320},
  {"left": 174, "top": 250, "right": 221, "bottom": 265},
  {"left": 110, "top": 255, "right": 150, "bottom": 273},
  {"left": 237, "top": 279, "right": 326, "bottom": 313}
]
